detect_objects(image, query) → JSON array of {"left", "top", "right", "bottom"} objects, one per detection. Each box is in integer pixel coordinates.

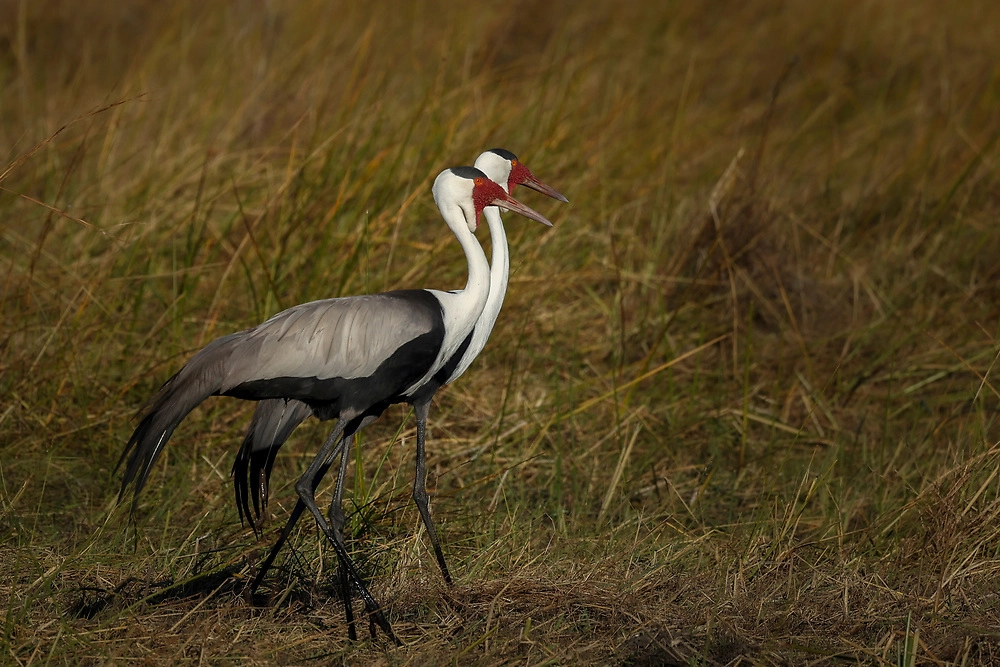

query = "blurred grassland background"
[{"left": 2, "top": 0, "right": 1000, "bottom": 664}]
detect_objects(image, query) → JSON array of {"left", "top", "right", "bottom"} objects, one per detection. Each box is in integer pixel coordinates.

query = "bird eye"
[
  {"left": 474, "top": 177, "right": 483, "bottom": 185},
  {"left": 511, "top": 159, "right": 518, "bottom": 166}
]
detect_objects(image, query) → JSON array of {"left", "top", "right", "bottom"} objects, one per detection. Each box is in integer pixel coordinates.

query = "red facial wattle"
[
  {"left": 472, "top": 177, "right": 506, "bottom": 224},
  {"left": 507, "top": 159, "right": 532, "bottom": 193}
]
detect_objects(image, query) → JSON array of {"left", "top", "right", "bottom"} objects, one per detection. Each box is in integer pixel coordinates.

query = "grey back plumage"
[{"left": 223, "top": 293, "right": 438, "bottom": 390}]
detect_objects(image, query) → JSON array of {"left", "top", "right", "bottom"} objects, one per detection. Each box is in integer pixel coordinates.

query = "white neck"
[
  {"left": 444, "top": 204, "right": 509, "bottom": 384},
  {"left": 485, "top": 205, "right": 510, "bottom": 307},
  {"left": 441, "top": 200, "right": 490, "bottom": 319},
  {"left": 403, "top": 198, "right": 490, "bottom": 396}
]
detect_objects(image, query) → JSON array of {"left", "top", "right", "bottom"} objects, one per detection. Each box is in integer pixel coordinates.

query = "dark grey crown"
[
  {"left": 487, "top": 148, "right": 518, "bottom": 162},
  {"left": 449, "top": 166, "right": 489, "bottom": 180}
]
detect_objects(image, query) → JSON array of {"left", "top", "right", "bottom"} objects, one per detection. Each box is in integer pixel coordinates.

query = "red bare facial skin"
[
  {"left": 507, "top": 159, "right": 533, "bottom": 193},
  {"left": 504, "top": 160, "right": 569, "bottom": 204},
  {"left": 471, "top": 177, "right": 509, "bottom": 227}
]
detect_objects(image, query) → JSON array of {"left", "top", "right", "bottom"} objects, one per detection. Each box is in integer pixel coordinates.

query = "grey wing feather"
[
  {"left": 120, "top": 292, "right": 438, "bottom": 510},
  {"left": 221, "top": 295, "right": 436, "bottom": 390},
  {"left": 118, "top": 332, "right": 245, "bottom": 506}
]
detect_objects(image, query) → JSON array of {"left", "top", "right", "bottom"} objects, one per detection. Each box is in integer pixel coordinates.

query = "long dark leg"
[
  {"left": 295, "top": 424, "right": 400, "bottom": 645},
  {"left": 249, "top": 436, "right": 345, "bottom": 595},
  {"left": 330, "top": 432, "right": 357, "bottom": 640},
  {"left": 327, "top": 415, "right": 382, "bottom": 639},
  {"left": 412, "top": 400, "right": 453, "bottom": 585}
]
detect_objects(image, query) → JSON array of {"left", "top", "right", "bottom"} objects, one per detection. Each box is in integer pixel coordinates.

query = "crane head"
[
  {"left": 434, "top": 166, "right": 554, "bottom": 232},
  {"left": 477, "top": 148, "right": 569, "bottom": 203}
]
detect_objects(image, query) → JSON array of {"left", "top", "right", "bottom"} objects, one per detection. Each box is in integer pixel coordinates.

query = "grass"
[{"left": 2, "top": 0, "right": 1000, "bottom": 663}]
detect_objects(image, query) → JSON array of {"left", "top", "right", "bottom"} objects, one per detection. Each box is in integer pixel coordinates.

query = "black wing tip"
[
  {"left": 114, "top": 430, "right": 142, "bottom": 506},
  {"left": 233, "top": 441, "right": 264, "bottom": 534},
  {"left": 247, "top": 447, "right": 276, "bottom": 534},
  {"left": 115, "top": 411, "right": 172, "bottom": 516}
]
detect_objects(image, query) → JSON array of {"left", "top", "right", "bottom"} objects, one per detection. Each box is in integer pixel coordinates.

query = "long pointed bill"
[
  {"left": 492, "top": 193, "right": 554, "bottom": 227},
  {"left": 521, "top": 175, "right": 569, "bottom": 203}
]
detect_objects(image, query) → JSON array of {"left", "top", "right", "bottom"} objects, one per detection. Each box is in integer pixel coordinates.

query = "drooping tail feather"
[
  {"left": 232, "top": 398, "right": 311, "bottom": 531},
  {"left": 118, "top": 334, "right": 241, "bottom": 511}
]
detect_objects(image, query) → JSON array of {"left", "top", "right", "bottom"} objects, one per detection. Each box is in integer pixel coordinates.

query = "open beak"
[
  {"left": 521, "top": 174, "right": 569, "bottom": 203},
  {"left": 492, "top": 193, "right": 554, "bottom": 227}
]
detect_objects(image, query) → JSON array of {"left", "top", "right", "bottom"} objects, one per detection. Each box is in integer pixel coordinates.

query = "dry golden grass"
[{"left": 3, "top": 0, "right": 1000, "bottom": 664}]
